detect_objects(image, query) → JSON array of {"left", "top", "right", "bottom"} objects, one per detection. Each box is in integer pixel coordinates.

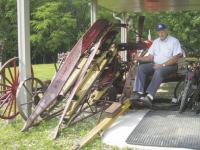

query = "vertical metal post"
[
  {"left": 90, "top": 0, "right": 97, "bottom": 26},
  {"left": 113, "top": 12, "right": 128, "bottom": 61},
  {"left": 120, "top": 13, "right": 127, "bottom": 61},
  {"left": 17, "top": 0, "right": 32, "bottom": 118}
]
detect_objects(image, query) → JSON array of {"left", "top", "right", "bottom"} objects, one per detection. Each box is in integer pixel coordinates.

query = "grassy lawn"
[
  {"left": 32, "top": 64, "right": 56, "bottom": 81},
  {"left": 0, "top": 115, "right": 109, "bottom": 150},
  {"left": 0, "top": 64, "right": 130, "bottom": 150}
]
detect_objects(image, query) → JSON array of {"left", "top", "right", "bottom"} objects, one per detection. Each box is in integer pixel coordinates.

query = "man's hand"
[
  {"left": 133, "top": 53, "right": 154, "bottom": 63},
  {"left": 134, "top": 53, "right": 141, "bottom": 61},
  {"left": 153, "top": 64, "right": 163, "bottom": 69}
]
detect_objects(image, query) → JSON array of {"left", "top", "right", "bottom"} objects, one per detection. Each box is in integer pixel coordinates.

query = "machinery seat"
[{"left": 162, "top": 72, "right": 185, "bottom": 83}]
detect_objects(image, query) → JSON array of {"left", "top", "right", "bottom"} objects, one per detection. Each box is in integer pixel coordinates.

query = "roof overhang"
[{"left": 98, "top": 0, "right": 200, "bottom": 12}]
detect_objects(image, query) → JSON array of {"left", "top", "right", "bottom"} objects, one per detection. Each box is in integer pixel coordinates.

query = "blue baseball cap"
[{"left": 157, "top": 23, "right": 167, "bottom": 31}]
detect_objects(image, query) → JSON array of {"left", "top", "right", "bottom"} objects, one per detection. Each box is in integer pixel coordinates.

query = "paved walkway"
[{"left": 102, "top": 109, "right": 191, "bottom": 150}]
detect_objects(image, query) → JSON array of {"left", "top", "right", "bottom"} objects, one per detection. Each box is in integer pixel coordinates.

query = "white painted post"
[
  {"left": 113, "top": 12, "right": 128, "bottom": 61},
  {"left": 17, "top": 0, "right": 32, "bottom": 118},
  {"left": 120, "top": 13, "right": 127, "bottom": 61},
  {"left": 90, "top": 0, "right": 97, "bottom": 26}
]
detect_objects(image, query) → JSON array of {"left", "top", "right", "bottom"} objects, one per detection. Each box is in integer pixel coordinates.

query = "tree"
[
  {"left": 0, "top": 0, "right": 17, "bottom": 62},
  {"left": 31, "top": 1, "right": 76, "bottom": 63}
]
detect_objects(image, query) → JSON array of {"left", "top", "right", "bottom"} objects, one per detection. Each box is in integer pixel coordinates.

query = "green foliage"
[
  {"left": 31, "top": 1, "right": 76, "bottom": 63},
  {"left": 0, "top": 0, "right": 17, "bottom": 61}
]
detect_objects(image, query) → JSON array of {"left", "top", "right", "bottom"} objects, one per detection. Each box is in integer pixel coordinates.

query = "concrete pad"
[{"left": 102, "top": 109, "right": 192, "bottom": 150}]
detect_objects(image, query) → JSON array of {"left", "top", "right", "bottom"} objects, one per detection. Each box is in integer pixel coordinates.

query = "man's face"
[{"left": 158, "top": 29, "right": 168, "bottom": 40}]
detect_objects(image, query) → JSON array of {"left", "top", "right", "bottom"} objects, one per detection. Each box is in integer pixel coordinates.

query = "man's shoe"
[
  {"left": 130, "top": 92, "right": 145, "bottom": 101},
  {"left": 140, "top": 95, "right": 152, "bottom": 108}
]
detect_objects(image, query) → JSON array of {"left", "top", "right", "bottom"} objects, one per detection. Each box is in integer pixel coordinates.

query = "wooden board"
[
  {"left": 123, "top": 64, "right": 137, "bottom": 97},
  {"left": 72, "top": 99, "right": 131, "bottom": 150},
  {"left": 60, "top": 58, "right": 87, "bottom": 96},
  {"left": 105, "top": 102, "right": 122, "bottom": 117},
  {"left": 66, "top": 47, "right": 117, "bottom": 125}
]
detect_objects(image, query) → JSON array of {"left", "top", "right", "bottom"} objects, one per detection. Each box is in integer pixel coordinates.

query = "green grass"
[
  {"left": 0, "top": 64, "right": 132, "bottom": 150},
  {"left": 32, "top": 64, "right": 56, "bottom": 81},
  {"left": 0, "top": 116, "right": 109, "bottom": 150}
]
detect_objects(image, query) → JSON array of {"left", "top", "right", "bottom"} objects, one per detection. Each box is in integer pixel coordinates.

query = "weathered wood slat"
[
  {"left": 105, "top": 102, "right": 122, "bottom": 117},
  {"left": 66, "top": 47, "right": 117, "bottom": 125},
  {"left": 123, "top": 65, "right": 137, "bottom": 97},
  {"left": 72, "top": 99, "right": 131, "bottom": 150},
  {"left": 60, "top": 58, "right": 87, "bottom": 96}
]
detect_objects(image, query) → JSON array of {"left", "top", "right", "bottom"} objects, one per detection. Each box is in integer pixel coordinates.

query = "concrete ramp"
[{"left": 102, "top": 109, "right": 193, "bottom": 150}]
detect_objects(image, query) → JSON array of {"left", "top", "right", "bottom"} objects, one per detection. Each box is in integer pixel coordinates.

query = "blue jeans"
[{"left": 134, "top": 63, "right": 177, "bottom": 97}]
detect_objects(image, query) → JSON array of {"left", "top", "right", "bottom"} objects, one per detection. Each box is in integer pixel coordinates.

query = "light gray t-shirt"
[{"left": 148, "top": 35, "right": 182, "bottom": 64}]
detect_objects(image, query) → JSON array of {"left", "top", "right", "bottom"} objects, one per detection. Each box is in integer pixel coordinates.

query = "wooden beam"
[
  {"left": 66, "top": 48, "right": 117, "bottom": 125},
  {"left": 60, "top": 58, "right": 87, "bottom": 96},
  {"left": 72, "top": 99, "right": 131, "bottom": 150}
]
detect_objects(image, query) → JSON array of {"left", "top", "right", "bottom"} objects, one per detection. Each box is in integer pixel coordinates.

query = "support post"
[
  {"left": 120, "top": 13, "right": 128, "bottom": 61},
  {"left": 17, "top": 0, "right": 32, "bottom": 118},
  {"left": 113, "top": 13, "right": 128, "bottom": 61},
  {"left": 90, "top": 0, "right": 97, "bottom": 26}
]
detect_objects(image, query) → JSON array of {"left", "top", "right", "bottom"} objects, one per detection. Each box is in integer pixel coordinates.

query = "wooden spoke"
[
  {"left": 22, "top": 83, "right": 34, "bottom": 97},
  {"left": 14, "top": 96, "right": 16, "bottom": 115},
  {"left": 0, "top": 89, "right": 12, "bottom": 93},
  {"left": 0, "top": 92, "right": 12, "bottom": 101},
  {"left": 16, "top": 71, "right": 19, "bottom": 84},
  {"left": 8, "top": 67, "right": 14, "bottom": 83},
  {"left": 0, "top": 83, "right": 12, "bottom": 88},
  {"left": 7, "top": 95, "right": 14, "bottom": 117},
  {"left": 13, "top": 60, "right": 17, "bottom": 80},
  {"left": 2, "top": 96, "right": 12, "bottom": 116},
  {"left": 0, "top": 94, "right": 12, "bottom": 108},
  {"left": 3, "top": 75, "right": 13, "bottom": 85}
]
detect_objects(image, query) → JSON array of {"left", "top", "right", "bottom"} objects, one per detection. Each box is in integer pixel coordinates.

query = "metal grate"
[{"left": 126, "top": 110, "right": 200, "bottom": 149}]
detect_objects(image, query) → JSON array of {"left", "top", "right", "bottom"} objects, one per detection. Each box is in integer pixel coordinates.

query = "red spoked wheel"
[{"left": 0, "top": 57, "right": 20, "bottom": 119}]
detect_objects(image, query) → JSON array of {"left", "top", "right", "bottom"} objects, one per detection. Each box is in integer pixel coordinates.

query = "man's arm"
[
  {"left": 163, "top": 53, "right": 182, "bottom": 66},
  {"left": 135, "top": 54, "right": 154, "bottom": 62},
  {"left": 153, "top": 53, "right": 182, "bottom": 69}
]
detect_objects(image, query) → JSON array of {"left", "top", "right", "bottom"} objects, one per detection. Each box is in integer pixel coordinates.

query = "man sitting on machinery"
[{"left": 132, "top": 23, "right": 183, "bottom": 108}]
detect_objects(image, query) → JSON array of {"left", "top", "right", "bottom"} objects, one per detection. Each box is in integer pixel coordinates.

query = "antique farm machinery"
[{"left": 20, "top": 19, "right": 125, "bottom": 131}]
